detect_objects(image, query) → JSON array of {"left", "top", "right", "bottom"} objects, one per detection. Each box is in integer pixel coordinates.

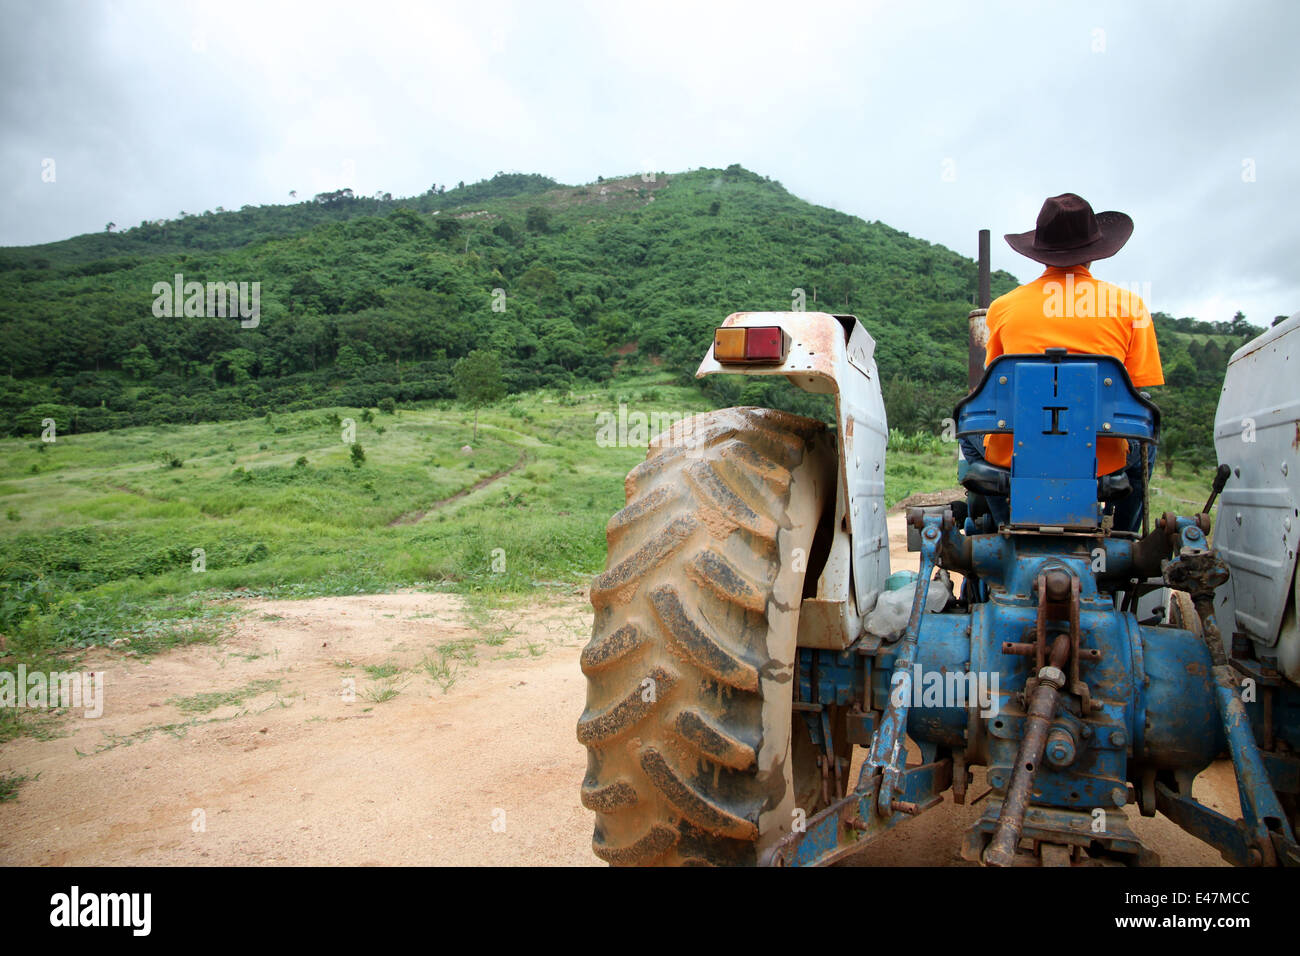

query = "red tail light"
[{"left": 713, "top": 325, "right": 789, "bottom": 364}]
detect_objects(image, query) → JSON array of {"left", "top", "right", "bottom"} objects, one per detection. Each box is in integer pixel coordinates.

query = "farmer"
[{"left": 964, "top": 192, "right": 1164, "bottom": 531}]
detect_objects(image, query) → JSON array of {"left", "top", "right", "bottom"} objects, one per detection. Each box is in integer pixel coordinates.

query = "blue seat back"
[{"left": 955, "top": 351, "right": 1158, "bottom": 529}]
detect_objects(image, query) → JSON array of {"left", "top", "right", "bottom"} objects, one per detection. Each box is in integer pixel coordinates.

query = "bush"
[
  {"left": 350, "top": 442, "right": 366, "bottom": 467},
  {"left": 887, "top": 428, "right": 949, "bottom": 455}
]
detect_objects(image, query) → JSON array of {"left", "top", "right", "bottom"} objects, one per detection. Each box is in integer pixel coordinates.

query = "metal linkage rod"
[{"left": 983, "top": 632, "right": 1071, "bottom": 866}]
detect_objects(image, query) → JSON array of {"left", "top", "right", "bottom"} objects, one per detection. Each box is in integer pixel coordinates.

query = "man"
[{"left": 966, "top": 192, "right": 1164, "bottom": 531}]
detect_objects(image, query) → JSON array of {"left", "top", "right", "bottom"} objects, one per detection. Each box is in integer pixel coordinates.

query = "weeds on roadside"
[
  {"left": 0, "top": 772, "right": 35, "bottom": 802},
  {"left": 168, "top": 678, "right": 282, "bottom": 715},
  {"left": 421, "top": 655, "right": 457, "bottom": 692},
  {"left": 361, "top": 680, "right": 403, "bottom": 703},
  {"left": 363, "top": 661, "right": 401, "bottom": 680}
]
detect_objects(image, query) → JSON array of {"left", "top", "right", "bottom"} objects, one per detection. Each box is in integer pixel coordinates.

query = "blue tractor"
[{"left": 579, "top": 308, "right": 1300, "bottom": 867}]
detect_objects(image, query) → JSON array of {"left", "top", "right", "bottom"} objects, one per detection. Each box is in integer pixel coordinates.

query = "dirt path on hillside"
[
  {"left": 389, "top": 451, "right": 529, "bottom": 525},
  {"left": 0, "top": 514, "right": 1236, "bottom": 867}
]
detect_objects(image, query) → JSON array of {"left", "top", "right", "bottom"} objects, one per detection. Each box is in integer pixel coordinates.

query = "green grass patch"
[
  {"left": 0, "top": 771, "right": 34, "bottom": 802},
  {"left": 167, "top": 678, "right": 282, "bottom": 715}
]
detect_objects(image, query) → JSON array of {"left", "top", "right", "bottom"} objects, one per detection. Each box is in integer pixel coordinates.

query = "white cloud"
[{"left": 1, "top": 0, "right": 1297, "bottom": 321}]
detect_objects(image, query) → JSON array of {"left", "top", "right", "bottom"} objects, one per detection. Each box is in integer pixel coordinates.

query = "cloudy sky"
[{"left": 3, "top": 0, "right": 1296, "bottom": 324}]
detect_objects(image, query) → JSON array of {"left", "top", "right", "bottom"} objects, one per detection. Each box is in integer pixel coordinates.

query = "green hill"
[{"left": 0, "top": 164, "right": 1265, "bottom": 462}]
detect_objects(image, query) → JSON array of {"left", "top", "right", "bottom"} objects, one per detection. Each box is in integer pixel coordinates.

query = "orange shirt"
[{"left": 982, "top": 265, "right": 1164, "bottom": 476}]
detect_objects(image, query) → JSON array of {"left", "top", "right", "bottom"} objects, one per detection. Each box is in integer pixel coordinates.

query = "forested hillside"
[{"left": 0, "top": 164, "right": 1270, "bottom": 464}]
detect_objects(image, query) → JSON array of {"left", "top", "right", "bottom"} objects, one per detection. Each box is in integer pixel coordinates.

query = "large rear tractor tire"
[{"left": 578, "top": 407, "right": 836, "bottom": 865}]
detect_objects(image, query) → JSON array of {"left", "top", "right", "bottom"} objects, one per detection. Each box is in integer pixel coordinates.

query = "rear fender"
[
  {"left": 1212, "top": 311, "right": 1300, "bottom": 684},
  {"left": 696, "top": 311, "right": 890, "bottom": 637}
]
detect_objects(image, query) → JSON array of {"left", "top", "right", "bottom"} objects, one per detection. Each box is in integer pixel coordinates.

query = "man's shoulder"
[
  {"left": 988, "top": 280, "right": 1043, "bottom": 323},
  {"left": 1089, "top": 275, "right": 1151, "bottom": 319}
]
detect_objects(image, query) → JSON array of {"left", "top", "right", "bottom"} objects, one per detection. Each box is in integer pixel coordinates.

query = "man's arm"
[
  {"left": 983, "top": 302, "right": 1005, "bottom": 366},
  {"left": 1125, "top": 304, "right": 1164, "bottom": 387}
]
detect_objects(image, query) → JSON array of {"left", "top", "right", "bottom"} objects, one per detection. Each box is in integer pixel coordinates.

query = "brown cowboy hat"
[{"left": 1005, "top": 193, "right": 1133, "bottom": 266}]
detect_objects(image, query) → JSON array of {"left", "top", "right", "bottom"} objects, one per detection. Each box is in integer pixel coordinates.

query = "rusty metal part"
[
  {"left": 984, "top": 626, "right": 1071, "bottom": 867},
  {"left": 969, "top": 308, "right": 989, "bottom": 391},
  {"left": 968, "top": 229, "right": 991, "bottom": 390},
  {"left": 865, "top": 514, "right": 946, "bottom": 819},
  {"left": 1003, "top": 639, "right": 1100, "bottom": 662},
  {"left": 1065, "top": 576, "right": 1093, "bottom": 711},
  {"left": 1045, "top": 727, "right": 1078, "bottom": 768},
  {"left": 978, "top": 229, "right": 991, "bottom": 309},
  {"left": 765, "top": 759, "right": 952, "bottom": 867},
  {"left": 1044, "top": 568, "right": 1071, "bottom": 602},
  {"left": 1195, "top": 594, "right": 1229, "bottom": 667},
  {"left": 1202, "top": 463, "right": 1231, "bottom": 516},
  {"left": 893, "top": 797, "right": 943, "bottom": 816},
  {"left": 1142, "top": 442, "right": 1151, "bottom": 538},
  {"left": 966, "top": 802, "right": 1156, "bottom": 866},
  {"left": 1040, "top": 843, "right": 1074, "bottom": 867},
  {"left": 1025, "top": 572, "right": 1094, "bottom": 712}
]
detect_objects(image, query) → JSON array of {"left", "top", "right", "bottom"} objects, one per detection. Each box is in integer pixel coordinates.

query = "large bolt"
[
  {"left": 1045, "top": 728, "right": 1077, "bottom": 768},
  {"left": 1111, "top": 787, "right": 1128, "bottom": 807},
  {"left": 1038, "top": 666, "right": 1066, "bottom": 689},
  {"left": 1109, "top": 730, "right": 1126, "bottom": 748}
]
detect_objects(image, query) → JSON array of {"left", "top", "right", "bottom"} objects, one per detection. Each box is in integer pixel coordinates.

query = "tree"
[
  {"left": 525, "top": 206, "right": 551, "bottom": 234},
  {"left": 121, "top": 343, "right": 157, "bottom": 380},
  {"left": 216, "top": 348, "right": 257, "bottom": 384},
  {"left": 336, "top": 344, "right": 365, "bottom": 375},
  {"left": 453, "top": 349, "right": 505, "bottom": 440}
]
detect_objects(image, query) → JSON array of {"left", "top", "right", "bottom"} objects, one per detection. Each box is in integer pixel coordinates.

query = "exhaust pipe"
[{"left": 968, "top": 228, "right": 991, "bottom": 390}]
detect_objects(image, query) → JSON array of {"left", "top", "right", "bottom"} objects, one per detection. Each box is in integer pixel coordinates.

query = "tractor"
[{"left": 577, "top": 270, "right": 1300, "bottom": 866}]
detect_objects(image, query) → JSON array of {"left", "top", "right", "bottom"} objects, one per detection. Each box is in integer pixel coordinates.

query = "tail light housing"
[{"left": 713, "top": 325, "right": 790, "bottom": 364}]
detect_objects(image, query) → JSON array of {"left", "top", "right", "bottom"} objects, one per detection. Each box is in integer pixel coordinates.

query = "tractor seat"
[
  {"left": 961, "top": 460, "right": 1131, "bottom": 503},
  {"left": 961, "top": 459, "right": 1009, "bottom": 498}
]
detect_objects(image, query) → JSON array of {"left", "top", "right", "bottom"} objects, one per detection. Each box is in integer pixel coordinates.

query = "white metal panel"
[
  {"left": 697, "top": 311, "right": 891, "bottom": 617},
  {"left": 1212, "top": 312, "right": 1300, "bottom": 662}
]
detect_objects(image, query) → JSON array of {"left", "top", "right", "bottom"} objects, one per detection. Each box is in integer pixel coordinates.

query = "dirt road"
[{"left": 0, "top": 513, "right": 1237, "bottom": 866}]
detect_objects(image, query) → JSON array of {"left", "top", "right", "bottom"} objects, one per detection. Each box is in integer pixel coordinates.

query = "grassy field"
[
  {"left": 0, "top": 372, "right": 704, "bottom": 666},
  {"left": 0, "top": 371, "right": 1223, "bottom": 688}
]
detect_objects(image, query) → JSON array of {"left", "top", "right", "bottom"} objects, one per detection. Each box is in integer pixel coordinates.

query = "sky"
[{"left": 2, "top": 0, "right": 1297, "bottom": 325}]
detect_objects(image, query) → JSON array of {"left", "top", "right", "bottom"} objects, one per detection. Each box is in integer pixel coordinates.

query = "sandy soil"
[{"left": 0, "top": 513, "right": 1236, "bottom": 866}]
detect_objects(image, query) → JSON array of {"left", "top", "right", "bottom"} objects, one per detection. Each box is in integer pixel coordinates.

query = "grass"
[
  {"left": 0, "top": 771, "right": 34, "bottom": 802},
  {"left": 167, "top": 678, "right": 282, "bottom": 715},
  {"left": 421, "top": 654, "right": 457, "bottom": 692},
  {"left": 0, "top": 372, "right": 704, "bottom": 672},
  {"left": 361, "top": 680, "right": 404, "bottom": 704}
]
